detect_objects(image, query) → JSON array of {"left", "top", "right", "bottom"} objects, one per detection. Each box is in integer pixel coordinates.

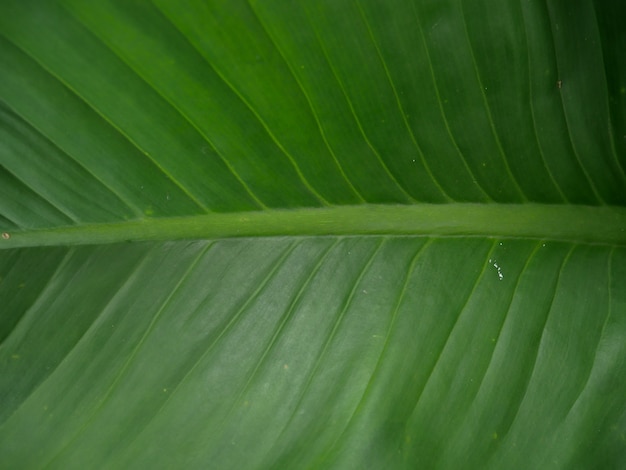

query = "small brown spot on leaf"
[{"left": 1, "top": 233, "right": 9, "bottom": 240}]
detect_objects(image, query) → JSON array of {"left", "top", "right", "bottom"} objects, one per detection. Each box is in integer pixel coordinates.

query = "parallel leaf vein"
[
  {"left": 543, "top": 4, "right": 606, "bottom": 204},
  {"left": 458, "top": 0, "right": 527, "bottom": 202},
  {"left": 153, "top": 3, "right": 331, "bottom": 207},
  {"left": 42, "top": 242, "right": 214, "bottom": 468},
  {"left": 210, "top": 239, "right": 338, "bottom": 442},
  {"left": 0, "top": 94, "right": 142, "bottom": 218},
  {"left": 65, "top": 3, "right": 268, "bottom": 211},
  {"left": 407, "top": 239, "right": 498, "bottom": 420},
  {"left": 246, "top": 1, "right": 366, "bottom": 204},
  {"left": 1, "top": 33, "right": 208, "bottom": 214},
  {"left": 326, "top": 238, "right": 432, "bottom": 455},
  {"left": 355, "top": 0, "right": 453, "bottom": 202},
  {"left": 409, "top": 3, "right": 493, "bottom": 202},
  {"left": 494, "top": 244, "right": 575, "bottom": 443},
  {"left": 266, "top": 238, "right": 385, "bottom": 448},
  {"left": 518, "top": 11, "right": 569, "bottom": 203},
  {"left": 111, "top": 241, "right": 299, "bottom": 458},
  {"left": 301, "top": 7, "right": 417, "bottom": 203}
]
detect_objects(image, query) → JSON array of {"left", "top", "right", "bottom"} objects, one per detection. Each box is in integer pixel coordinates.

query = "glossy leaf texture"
[{"left": 1, "top": 0, "right": 625, "bottom": 469}]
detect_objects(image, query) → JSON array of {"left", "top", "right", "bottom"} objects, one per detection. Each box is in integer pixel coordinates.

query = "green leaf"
[{"left": 1, "top": 0, "right": 625, "bottom": 468}]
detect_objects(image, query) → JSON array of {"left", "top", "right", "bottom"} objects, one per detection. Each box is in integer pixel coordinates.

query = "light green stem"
[{"left": 2, "top": 204, "right": 626, "bottom": 248}]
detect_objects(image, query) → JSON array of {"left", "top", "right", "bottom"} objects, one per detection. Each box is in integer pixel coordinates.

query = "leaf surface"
[{"left": 1, "top": 0, "right": 625, "bottom": 468}]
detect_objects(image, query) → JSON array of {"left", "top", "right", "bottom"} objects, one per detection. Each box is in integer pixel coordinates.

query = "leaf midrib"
[{"left": 2, "top": 203, "right": 626, "bottom": 248}]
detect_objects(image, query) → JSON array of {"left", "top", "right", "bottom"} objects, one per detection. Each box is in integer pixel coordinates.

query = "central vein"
[{"left": 2, "top": 204, "right": 626, "bottom": 248}]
